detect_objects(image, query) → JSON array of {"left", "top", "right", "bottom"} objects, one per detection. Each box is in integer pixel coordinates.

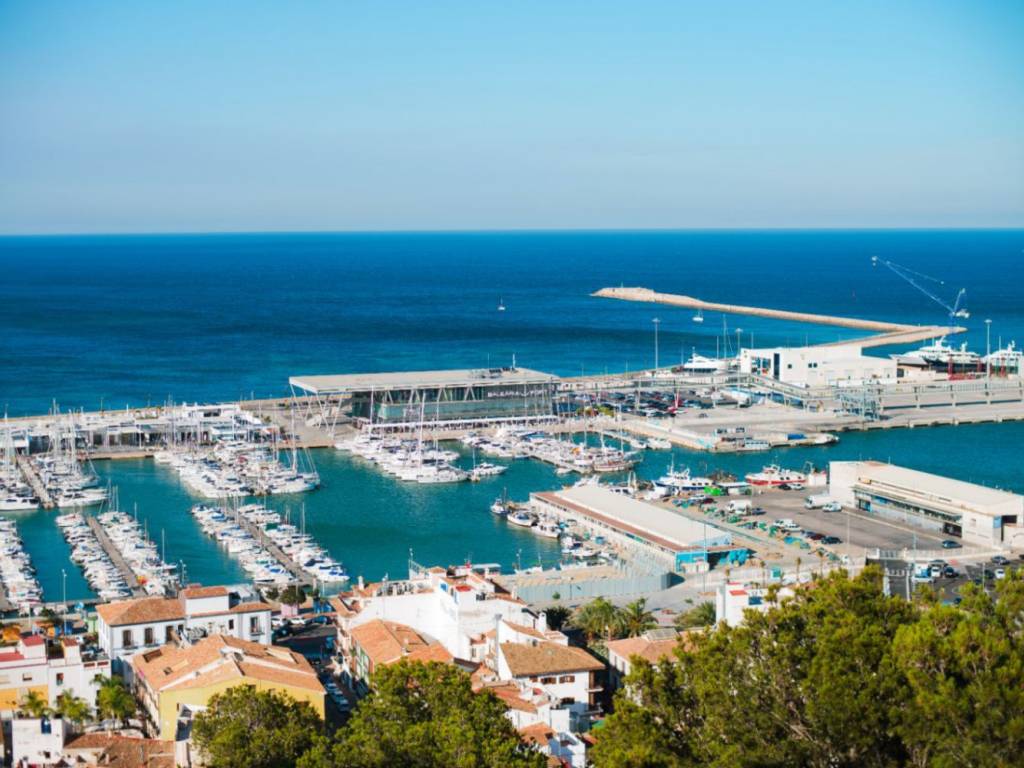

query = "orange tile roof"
[
  {"left": 64, "top": 734, "right": 175, "bottom": 768},
  {"left": 132, "top": 634, "right": 323, "bottom": 696},
  {"left": 179, "top": 586, "right": 228, "bottom": 599},
  {"left": 502, "top": 620, "right": 547, "bottom": 640},
  {"left": 606, "top": 634, "right": 682, "bottom": 665},
  {"left": 402, "top": 643, "right": 453, "bottom": 665},
  {"left": 519, "top": 722, "right": 556, "bottom": 747},
  {"left": 500, "top": 642, "right": 604, "bottom": 677},
  {"left": 483, "top": 682, "right": 538, "bottom": 713},
  {"left": 96, "top": 597, "right": 184, "bottom": 627},
  {"left": 350, "top": 619, "right": 429, "bottom": 666}
]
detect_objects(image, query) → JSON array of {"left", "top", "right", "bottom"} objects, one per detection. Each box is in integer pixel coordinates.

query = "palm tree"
[
  {"left": 674, "top": 601, "right": 716, "bottom": 629},
  {"left": 54, "top": 692, "right": 91, "bottom": 726},
  {"left": 573, "top": 597, "right": 619, "bottom": 643},
  {"left": 618, "top": 598, "right": 657, "bottom": 637},
  {"left": 95, "top": 676, "right": 136, "bottom": 728},
  {"left": 19, "top": 689, "right": 50, "bottom": 718}
]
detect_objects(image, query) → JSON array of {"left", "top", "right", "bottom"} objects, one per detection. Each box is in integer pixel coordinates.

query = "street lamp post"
[
  {"left": 61, "top": 569, "right": 67, "bottom": 636},
  {"left": 985, "top": 319, "right": 992, "bottom": 379},
  {"left": 652, "top": 318, "right": 661, "bottom": 372}
]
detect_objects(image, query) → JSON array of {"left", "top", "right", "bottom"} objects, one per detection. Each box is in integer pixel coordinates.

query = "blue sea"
[{"left": 2, "top": 230, "right": 1023, "bottom": 599}]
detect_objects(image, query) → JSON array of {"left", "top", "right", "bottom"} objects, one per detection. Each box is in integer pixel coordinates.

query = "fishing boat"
[
  {"left": 692, "top": 308, "right": 704, "bottom": 323},
  {"left": 744, "top": 464, "right": 805, "bottom": 487},
  {"left": 533, "top": 518, "right": 561, "bottom": 539},
  {"left": 507, "top": 510, "right": 535, "bottom": 528}
]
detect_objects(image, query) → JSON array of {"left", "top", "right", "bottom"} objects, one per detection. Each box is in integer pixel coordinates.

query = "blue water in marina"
[{"left": 2, "top": 230, "right": 1023, "bottom": 598}]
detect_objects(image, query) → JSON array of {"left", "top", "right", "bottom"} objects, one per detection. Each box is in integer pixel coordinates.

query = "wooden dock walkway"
[
  {"left": 84, "top": 516, "right": 145, "bottom": 597},
  {"left": 14, "top": 454, "right": 55, "bottom": 509},
  {"left": 593, "top": 286, "right": 964, "bottom": 346},
  {"left": 227, "top": 508, "right": 314, "bottom": 588}
]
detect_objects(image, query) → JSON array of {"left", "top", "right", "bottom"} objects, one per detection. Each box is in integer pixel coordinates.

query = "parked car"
[
  {"left": 822, "top": 502, "right": 842, "bottom": 513},
  {"left": 822, "top": 535, "right": 842, "bottom": 545},
  {"left": 943, "top": 566, "right": 958, "bottom": 578},
  {"left": 941, "top": 540, "right": 962, "bottom": 549},
  {"left": 788, "top": 483, "right": 805, "bottom": 491},
  {"left": 991, "top": 555, "right": 1010, "bottom": 566},
  {"left": 994, "top": 567, "right": 1007, "bottom": 579}
]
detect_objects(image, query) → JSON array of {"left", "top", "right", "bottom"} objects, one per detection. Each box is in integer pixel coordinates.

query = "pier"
[
  {"left": 226, "top": 507, "right": 314, "bottom": 589},
  {"left": 84, "top": 516, "right": 145, "bottom": 597},
  {"left": 592, "top": 286, "right": 965, "bottom": 346},
  {"left": 14, "top": 454, "right": 55, "bottom": 508}
]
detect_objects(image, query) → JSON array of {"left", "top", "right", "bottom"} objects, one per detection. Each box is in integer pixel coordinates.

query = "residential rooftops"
[{"left": 500, "top": 641, "right": 603, "bottom": 677}]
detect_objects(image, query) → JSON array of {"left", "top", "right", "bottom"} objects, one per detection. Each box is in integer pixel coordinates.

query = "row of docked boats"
[
  {"left": 57, "top": 512, "right": 132, "bottom": 601},
  {"left": 95, "top": 510, "right": 179, "bottom": 596},
  {"left": 155, "top": 440, "right": 320, "bottom": 498},
  {"left": 0, "top": 519, "right": 43, "bottom": 612},
  {"left": 464, "top": 428, "right": 642, "bottom": 475},
  {"left": 893, "top": 337, "right": 1022, "bottom": 373},
  {"left": 489, "top": 495, "right": 619, "bottom": 564},
  {"left": 190, "top": 503, "right": 347, "bottom": 586},
  {"left": 335, "top": 433, "right": 507, "bottom": 484}
]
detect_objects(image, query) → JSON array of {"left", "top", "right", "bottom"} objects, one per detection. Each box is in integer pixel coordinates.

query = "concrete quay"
[{"left": 593, "top": 286, "right": 964, "bottom": 346}]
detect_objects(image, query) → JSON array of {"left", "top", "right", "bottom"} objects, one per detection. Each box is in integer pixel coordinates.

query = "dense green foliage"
[
  {"left": 592, "top": 567, "right": 1024, "bottom": 768},
  {"left": 574, "top": 597, "right": 658, "bottom": 643},
  {"left": 299, "top": 660, "right": 544, "bottom": 768},
  {"left": 673, "top": 601, "right": 716, "bottom": 630},
  {"left": 192, "top": 686, "right": 323, "bottom": 768},
  {"left": 95, "top": 675, "right": 137, "bottom": 726}
]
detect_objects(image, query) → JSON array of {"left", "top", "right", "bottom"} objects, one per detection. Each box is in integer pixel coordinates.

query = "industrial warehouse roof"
[
  {"left": 837, "top": 461, "right": 1024, "bottom": 517},
  {"left": 535, "top": 485, "right": 731, "bottom": 553},
  {"left": 289, "top": 367, "right": 557, "bottom": 395}
]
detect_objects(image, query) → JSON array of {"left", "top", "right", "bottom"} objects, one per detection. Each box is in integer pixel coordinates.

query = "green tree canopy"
[
  {"left": 618, "top": 598, "right": 658, "bottom": 638},
  {"left": 673, "top": 601, "right": 715, "bottom": 630},
  {"left": 19, "top": 689, "right": 51, "bottom": 718},
  {"left": 574, "top": 596, "right": 621, "bottom": 643},
  {"left": 192, "top": 686, "right": 323, "bottom": 768},
  {"left": 592, "top": 568, "right": 1024, "bottom": 768},
  {"left": 54, "top": 692, "right": 91, "bottom": 725},
  {"left": 544, "top": 605, "right": 571, "bottom": 632},
  {"left": 95, "top": 675, "right": 137, "bottom": 727},
  {"left": 300, "top": 660, "right": 544, "bottom": 768}
]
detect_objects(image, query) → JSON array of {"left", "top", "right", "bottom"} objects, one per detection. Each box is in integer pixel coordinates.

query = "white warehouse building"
[
  {"left": 829, "top": 461, "right": 1024, "bottom": 548},
  {"left": 738, "top": 344, "right": 897, "bottom": 387}
]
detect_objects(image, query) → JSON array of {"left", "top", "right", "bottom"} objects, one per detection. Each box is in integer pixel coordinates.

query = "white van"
[
  {"left": 775, "top": 519, "right": 800, "bottom": 531},
  {"left": 804, "top": 494, "right": 835, "bottom": 510},
  {"left": 726, "top": 499, "right": 752, "bottom": 515}
]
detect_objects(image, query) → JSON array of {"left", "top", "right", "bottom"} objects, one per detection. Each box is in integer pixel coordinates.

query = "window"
[
  {"left": 122, "top": 630, "right": 133, "bottom": 648},
  {"left": 540, "top": 676, "right": 557, "bottom": 685},
  {"left": 558, "top": 675, "right": 575, "bottom": 684},
  {"left": 228, "top": 619, "right": 235, "bottom": 631},
  {"left": 249, "top": 616, "right": 260, "bottom": 634},
  {"left": 22, "top": 673, "right": 32, "bottom": 682},
  {"left": 165, "top": 626, "right": 175, "bottom": 642},
  {"left": 56, "top": 673, "right": 64, "bottom": 687},
  {"left": 144, "top": 627, "right": 154, "bottom": 645}
]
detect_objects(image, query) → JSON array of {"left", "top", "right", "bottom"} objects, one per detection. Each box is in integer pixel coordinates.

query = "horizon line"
[{"left": 2, "top": 225, "right": 1024, "bottom": 239}]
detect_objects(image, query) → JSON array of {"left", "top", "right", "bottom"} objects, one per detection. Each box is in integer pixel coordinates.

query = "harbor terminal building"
[
  {"left": 737, "top": 344, "right": 897, "bottom": 388},
  {"left": 531, "top": 485, "right": 748, "bottom": 573},
  {"left": 828, "top": 461, "right": 1024, "bottom": 548},
  {"left": 290, "top": 367, "right": 558, "bottom": 432}
]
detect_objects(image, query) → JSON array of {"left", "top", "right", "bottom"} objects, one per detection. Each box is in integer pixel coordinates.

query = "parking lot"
[{"left": 662, "top": 486, "right": 957, "bottom": 572}]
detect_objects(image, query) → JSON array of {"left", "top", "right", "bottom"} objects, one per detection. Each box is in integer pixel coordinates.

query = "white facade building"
[
  {"left": 9, "top": 717, "right": 67, "bottom": 766},
  {"left": 0, "top": 636, "right": 109, "bottom": 715},
  {"left": 829, "top": 461, "right": 1024, "bottom": 548},
  {"left": 95, "top": 586, "right": 272, "bottom": 670},
  {"left": 739, "top": 344, "right": 897, "bottom": 387}
]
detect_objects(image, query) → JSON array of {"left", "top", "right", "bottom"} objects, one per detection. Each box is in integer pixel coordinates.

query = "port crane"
[{"left": 871, "top": 256, "right": 970, "bottom": 328}]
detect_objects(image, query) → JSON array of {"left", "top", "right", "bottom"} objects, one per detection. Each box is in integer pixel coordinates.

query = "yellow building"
[{"left": 132, "top": 634, "right": 325, "bottom": 739}]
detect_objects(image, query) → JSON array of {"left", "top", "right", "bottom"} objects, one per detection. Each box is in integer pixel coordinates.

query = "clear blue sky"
[{"left": 1, "top": 1, "right": 1022, "bottom": 233}]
